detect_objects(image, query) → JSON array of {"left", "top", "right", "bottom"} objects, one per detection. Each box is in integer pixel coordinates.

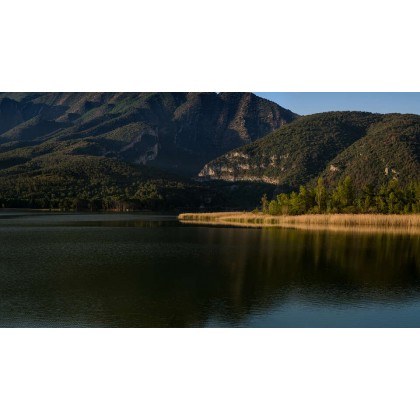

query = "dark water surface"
[{"left": 0, "top": 211, "right": 419, "bottom": 327}]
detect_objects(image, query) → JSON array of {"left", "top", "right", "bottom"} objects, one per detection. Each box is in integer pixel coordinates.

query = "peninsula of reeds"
[{"left": 178, "top": 212, "right": 420, "bottom": 234}]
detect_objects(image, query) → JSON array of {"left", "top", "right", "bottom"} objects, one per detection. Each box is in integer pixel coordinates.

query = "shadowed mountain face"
[
  {"left": 199, "top": 111, "right": 420, "bottom": 190},
  {"left": 0, "top": 92, "right": 297, "bottom": 176},
  {"left": 0, "top": 92, "right": 296, "bottom": 210}
]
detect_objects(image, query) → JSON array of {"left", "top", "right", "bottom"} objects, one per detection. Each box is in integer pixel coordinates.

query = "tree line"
[
  {"left": 0, "top": 177, "right": 215, "bottom": 212},
  {"left": 260, "top": 177, "right": 420, "bottom": 215}
]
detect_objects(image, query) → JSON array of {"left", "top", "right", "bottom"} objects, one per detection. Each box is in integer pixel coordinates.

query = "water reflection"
[{"left": 0, "top": 213, "right": 419, "bottom": 327}]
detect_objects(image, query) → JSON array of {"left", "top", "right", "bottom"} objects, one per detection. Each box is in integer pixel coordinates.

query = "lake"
[{"left": 0, "top": 211, "right": 419, "bottom": 327}]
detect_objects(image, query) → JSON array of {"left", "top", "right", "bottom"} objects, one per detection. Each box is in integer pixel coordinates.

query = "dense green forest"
[
  {"left": 0, "top": 153, "right": 273, "bottom": 211},
  {"left": 261, "top": 176, "right": 420, "bottom": 215},
  {"left": 0, "top": 153, "right": 217, "bottom": 211}
]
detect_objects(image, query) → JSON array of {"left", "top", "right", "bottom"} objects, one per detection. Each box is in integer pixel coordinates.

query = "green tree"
[
  {"left": 277, "top": 193, "right": 290, "bottom": 215},
  {"left": 290, "top": 186, "right": 311, "bottom": 214},
  {"left": 332, "top": 176, "right": 355, "bottom": 212},
  {"left": 261, "top": 193, "right": 269, "bottom": 214},
  {"left": 268, "top": 200, "right": 280, "bottom": 215},
  {"left": 314, "top": 177, "right": 326, "bottom": 213},
  {"left": 359, "top": 184, "right": 374, "bottom": 213}
]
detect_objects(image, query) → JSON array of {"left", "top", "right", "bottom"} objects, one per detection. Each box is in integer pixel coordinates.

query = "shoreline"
[
  {"left": 178, "top": 212, "right": 420, "bottom": 234},
  {"left": 0, "top": 208, "right": 179, "bottom": 214}
]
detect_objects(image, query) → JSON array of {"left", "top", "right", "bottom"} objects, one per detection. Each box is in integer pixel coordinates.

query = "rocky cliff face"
[
  {"left": 0, "top": 92, "right": 298, "bottom": 176},
  {"left": 198, "top": 150, "right": 280, "bottom": 184}
]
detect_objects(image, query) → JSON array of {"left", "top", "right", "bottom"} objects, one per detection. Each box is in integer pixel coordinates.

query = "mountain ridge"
[
  {"left": 0, "top": 92, "right": 298, "bottom": 176},
  {"left": 198, "top": 111, "right": 420, "bottom": 191}
]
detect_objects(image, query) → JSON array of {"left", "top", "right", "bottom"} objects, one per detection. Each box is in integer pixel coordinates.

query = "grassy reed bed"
[{"left": 178, "top": 212, "right": 420, "bottom": 233}]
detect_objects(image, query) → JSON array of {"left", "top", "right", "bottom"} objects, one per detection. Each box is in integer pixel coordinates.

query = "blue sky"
[{"left": 254, "top": 93, "right": 420, "bottom": 116}]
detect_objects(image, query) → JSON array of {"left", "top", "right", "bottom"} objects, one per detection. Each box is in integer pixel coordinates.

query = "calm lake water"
[{"left": 0, "top": 211, "right": 419, "bottom": 327}]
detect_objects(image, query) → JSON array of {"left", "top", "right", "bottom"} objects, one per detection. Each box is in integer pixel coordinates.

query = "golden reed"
[{"left": 178, "top": 212, "right": 420, "bottom": 234}]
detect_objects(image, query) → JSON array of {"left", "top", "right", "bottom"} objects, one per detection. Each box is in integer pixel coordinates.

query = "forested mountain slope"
[
  {"left": 0, "top": 92, "right": 294, "bottom": 209},
  {"left": 199, "top": 112, "right": 420, "bottom": 190},
  {"left": 0, "top": 92, "right": 297, "bottom": 176}
]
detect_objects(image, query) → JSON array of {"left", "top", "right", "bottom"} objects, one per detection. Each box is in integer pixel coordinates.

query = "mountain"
[
  {"left": 2, "top": 93, "right": 419, "bottom": 211},
  {"left": 319, "top": 113, "right": 420, "bottom": 187},
  {"left": 198, "top": 111, "right": 420, "bottom": 190},
  {"left": 0, "top": 92, "right": 297, "bottom": 176},
  {"left": 0, "top": 92, "right": 295, "bottom": 209}
]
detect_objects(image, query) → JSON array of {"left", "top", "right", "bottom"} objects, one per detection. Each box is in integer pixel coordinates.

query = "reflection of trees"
[
  {"left": 188, "top": 228, "right": 420, "bottom": 324},
  {"left": 0, "top": 221, "right": 419, "bottom": 327},
  {"left": 93, "top": 227, "right": 420, "bottom": 326}
]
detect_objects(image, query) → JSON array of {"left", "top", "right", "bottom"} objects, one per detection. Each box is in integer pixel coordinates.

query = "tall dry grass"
[{"left": 178, "top": 212, "right": 420, "bottom": 233}]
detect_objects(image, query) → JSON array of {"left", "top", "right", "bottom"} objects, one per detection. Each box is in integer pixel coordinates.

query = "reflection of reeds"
[{"left": 178, "top": 212, "right": 420, "bottom": 234}]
